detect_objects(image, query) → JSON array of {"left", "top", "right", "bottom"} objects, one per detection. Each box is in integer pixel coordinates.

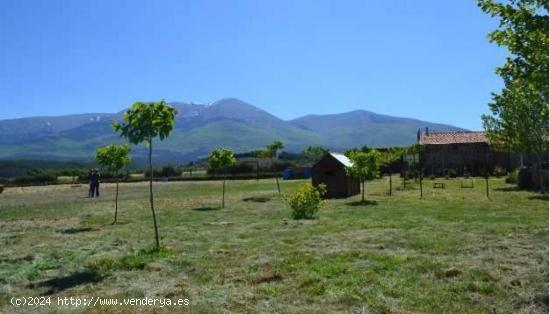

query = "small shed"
[{"left": 312, "top": 152, "right": 360, "bottom": 198}]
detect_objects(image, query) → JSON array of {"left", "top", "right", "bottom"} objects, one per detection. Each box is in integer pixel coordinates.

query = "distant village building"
[
  {"left": 416, "top": 128, "right": 528, "bottom": 177},
  {"left": 312, "top": 152, "right": 360, "bottom": 198}
]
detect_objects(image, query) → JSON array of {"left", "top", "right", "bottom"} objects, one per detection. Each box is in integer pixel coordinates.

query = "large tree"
[
  {"left": 113, "top": 100, "right": 177, "bottom": 250},
  {"left": 95, "top": 143, "right": 132, "bottom": 224},
  {"left": 208, "top": 148, "right": 236, "bottom": 208},
  {"left": 478, "top": 0, "right": 548, "bottom": 191}
]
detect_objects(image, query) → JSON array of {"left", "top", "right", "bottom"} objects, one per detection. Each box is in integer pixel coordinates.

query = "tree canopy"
[
  {"left": 478, "top": 0, "right": 548, "bottom": 156},
  {"left": 208, "top": 148, "right": 237, "bottom": 172},
  {"left": 346, "top": 150, "right": 382, "bottom": 181},
  {"left": 266, "top": 141, "right": 284, "bottom": 158},
  {"left": 300, "top": 146, "right": 329, "bottom": 161},
  {"left": 95, "top": 143, "right": 132, "bottom": 174},
  {"left": 380, "top": 147, "right": 402, "bottom": 166},
  {"left": 113, "top": 100, "right": 177, "bottom": 145}
]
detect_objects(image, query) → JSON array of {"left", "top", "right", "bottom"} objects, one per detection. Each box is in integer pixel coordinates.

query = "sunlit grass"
[{"left": 0, "top": 177, "right": 547, "bottom": 313}]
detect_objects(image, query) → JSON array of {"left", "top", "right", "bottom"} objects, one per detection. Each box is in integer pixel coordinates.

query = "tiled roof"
[{"left": 418, "top": 131, "right": 488, "bottom": 145}]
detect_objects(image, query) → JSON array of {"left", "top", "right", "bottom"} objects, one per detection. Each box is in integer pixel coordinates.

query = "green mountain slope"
[{"left": 0, "top": 98, "right": 464, "bottom": 163}]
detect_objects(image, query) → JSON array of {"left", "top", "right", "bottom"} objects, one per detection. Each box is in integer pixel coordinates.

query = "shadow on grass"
[
  {"left": 192, "top": 207, "right": 221, "bottom": 211},
  {"left": 106, "top": 221, "right": 130, "bottom": 227},
  {"left": 528, "top": 194, "right": 549, "bottom": 201},
  {"left": 28, "top": 270, "right": 104, "bottom": 295},
  {"left": 346, "top": 200, "right": 378, "bottom": 206},
  {"left": 60, "top": 227, "right": 98, "bottom": 234},
  {"left": 494, "top": 186, "right": 521, "bottom": 192},
  {"left": 0, "top": 255, "right": 33, "bottom": 263},
  {"left": 242, "top": 197, "right": 271, "bottom": 203}
]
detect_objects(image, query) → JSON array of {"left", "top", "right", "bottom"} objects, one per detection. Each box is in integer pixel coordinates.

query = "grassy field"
[{"left": 0, "top": 177, "right": 547, "bottom": 313}]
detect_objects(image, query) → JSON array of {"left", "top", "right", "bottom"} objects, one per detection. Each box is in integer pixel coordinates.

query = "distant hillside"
[
  {"left": 0, "top": 98, "right": 464, "bottom": 164},
  {"left": 290, "top": 110, "right": 464, "bottom": 147}
]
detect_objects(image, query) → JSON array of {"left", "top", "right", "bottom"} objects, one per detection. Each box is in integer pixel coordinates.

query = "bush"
[
  {"left": 506, "top": 168, "right": 519, "bottom": 184},
  {"left": 444, "top": 168, "right": 457, "bottom": 179},
  {"left": 283, "top": 183, "right": 326, "bottom": 220},
  {"left": 493, "top": 166, "right": 507, "bottom": 177}
]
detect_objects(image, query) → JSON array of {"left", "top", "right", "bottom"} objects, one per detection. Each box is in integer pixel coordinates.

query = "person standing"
[
  {"left": 88, "top": 169, "right": 94, "bottom": 197},
  {"left": 91, "top": 169, "right": 101, "bottom": 197}
]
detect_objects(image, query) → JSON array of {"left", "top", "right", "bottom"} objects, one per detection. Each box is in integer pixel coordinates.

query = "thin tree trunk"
[
  {"left": 222, "top": 172, "right": 226, "bottom": 208},
  {"left": 485, "top": 174, "right": 490, "bottom": 199},
  {"left": 256, "top": 159, "right": 260, "bottom": 181},
  {"left": 402, "top": 154, "right": 406, "bottom": 189},
  {"left": 361, "top": 179, "right": 365, "bottom": 202},
  {"left": 419, "top": 173, "right": 423, "bottom": 199},
  {"left": 113, "top": 180, "right": 119, "bottom": 224},
  {"left": 149, "top": 139, "right": 160, "bottom": 250},
  {"left": 485, "top": 146, "right": 490, "bottom": 199},
  {"left": 272, "top": 157, "right": 281, "bottom": 195},
  {"left": 389, "top": 173, "right": 392, "bottom": 196},
  {"left": 537, "top": 154, "right": 544, "bottom": 193}
]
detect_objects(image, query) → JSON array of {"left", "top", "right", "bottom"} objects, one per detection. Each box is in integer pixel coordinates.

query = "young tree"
[
  {"left": 266, "top": 141, "right": 284, "bottom": 195},
  {"left": 254, "top": 149, "right": 269, "bottom": 181},
  {"left": 405, "top": 144, "right": 425, "bottom": 198},
  {"left": 346, "top": 150, "right": 382, "bottom": 202},
  {"left": 381, "top": 148, "right": 402, "bottom": 196},
  {"left": 113, "top": 100, "right": 177, "bottom": 250},
  {"left": 95, "top": 143, "right": 132, "bottom": 224},
  {"left": 300, "top": 146, "right": 329, "bottom": 162},
  {"left": 208, "top": 148, "right": 236, "bottom": 208},
  {"left": 478, "top": 0, "right": 548, "bottom": 191}
]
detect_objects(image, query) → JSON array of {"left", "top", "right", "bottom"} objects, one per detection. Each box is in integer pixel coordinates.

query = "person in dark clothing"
[
  {"left": 90, "top": 169, "right": 101, "bottom": 197},
  {"left": 88, "top": 169, "right": 94, "bottom": 197}
]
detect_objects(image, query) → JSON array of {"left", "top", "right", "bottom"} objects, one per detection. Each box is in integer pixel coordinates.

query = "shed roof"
[
  {"left": 418, "top": 131, "right": 488, "bottom": 145},
  {"left": 329, "top": 152, "right": 353, "bottom": 167}
]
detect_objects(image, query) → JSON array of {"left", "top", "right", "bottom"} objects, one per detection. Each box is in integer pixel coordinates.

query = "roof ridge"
[{"left": 418, "top": 131, "right": 488, "bottom": 145}]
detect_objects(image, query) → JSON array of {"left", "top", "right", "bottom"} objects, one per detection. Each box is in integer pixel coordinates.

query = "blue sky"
[{"left": 0, "top": 0, "right": 506, "bottom": 129}]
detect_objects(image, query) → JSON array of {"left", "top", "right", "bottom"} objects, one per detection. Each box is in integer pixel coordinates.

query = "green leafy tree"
[
  {"left": 113, "top": 100, "right": 177, "bottom": 250},
  {"left": 478, "top": 0, "right": 548, "bottom": 191},
  {"left": 95, "top": 143, "right": 132, "bottom": 224},
  {"left": 266, "top": 141, "right": 284, "bottom": 195},
  {"left": 381, "top": 147, "right": 402, "bottom": 196},
  {"left": 344, "top": 145, "right": 371, "bottom": 157},
  {"left": 346, "top": 150, "right": 381, "bottom": 202},
  {"left": 208, "top": 148, "right": 236, "bottom": 208},
  {"left": 300, "top": 146, "right": 329, "bottom": 162},
  {"left": 403, "top": 144, "right": 425, "bottom": 197}
]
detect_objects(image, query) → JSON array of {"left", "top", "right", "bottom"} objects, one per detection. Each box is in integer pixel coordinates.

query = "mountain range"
[{"left": 0, "top": 98, "right": 463, "bottom": 164}]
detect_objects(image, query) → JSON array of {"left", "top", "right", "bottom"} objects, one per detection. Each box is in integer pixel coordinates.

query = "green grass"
[{"left": 0, "top": 177, "right": 547, "bottom": 313}]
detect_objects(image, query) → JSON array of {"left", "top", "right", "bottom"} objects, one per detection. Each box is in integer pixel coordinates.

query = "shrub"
[
  {"left": 506, "top": 168, "right": 519, "bottom": 184},
  {"left": 284, "top": 183, "right": 326, "bottom": 220},
  {"left": 493, "top": 166, "right": 507, "bottom": 177}
]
